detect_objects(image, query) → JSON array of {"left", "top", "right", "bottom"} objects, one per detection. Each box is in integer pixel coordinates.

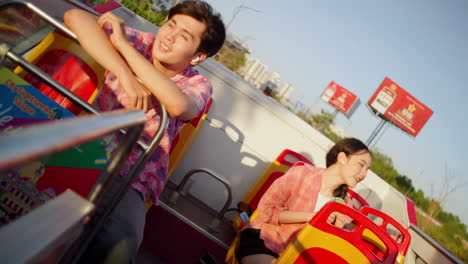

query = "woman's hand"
[
  {"left": 327, "top": 212, "right": 352, "bottom": 228},
  {"left": 97, "top": 12, "right": 128, "bottom": 51}
]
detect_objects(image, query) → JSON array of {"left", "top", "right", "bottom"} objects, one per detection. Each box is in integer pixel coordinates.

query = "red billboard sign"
[
  {"left": 320, "top": 81, "right": 360, "bottom": 118},
  {"left": 368, "top": 77, "right": 433, "bottom": 137}
]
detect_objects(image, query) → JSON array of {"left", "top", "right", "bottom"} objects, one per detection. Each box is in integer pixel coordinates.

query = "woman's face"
[{"left": 340, "top": 151, "right": 372, "bottom": 188}]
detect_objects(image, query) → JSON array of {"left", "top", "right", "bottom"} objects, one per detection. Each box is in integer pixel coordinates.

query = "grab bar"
[
  {"left": 0, "top": 109, "right": 145, "bottom": 172},
  {"left": 169, "top": 168, "right": 233, "bottom": 231}
]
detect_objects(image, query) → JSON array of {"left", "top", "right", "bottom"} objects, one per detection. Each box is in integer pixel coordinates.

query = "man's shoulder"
[
  {"left": 177, "top": 67, "right": 212, "bottom": 90},
  {"left": 182, "top": 66, "right": 203, "bottom": 79}
]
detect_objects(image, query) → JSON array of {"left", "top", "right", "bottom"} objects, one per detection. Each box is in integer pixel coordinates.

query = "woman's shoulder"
[
  {"left": 294, "top": 162, "right": 323, "bottom": 173},
  {"left": 285, "top": 163, "right": 324, "bottom": 181}
]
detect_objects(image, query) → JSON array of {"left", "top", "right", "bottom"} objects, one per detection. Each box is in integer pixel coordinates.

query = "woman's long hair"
[{"left": 325, "top": 138, "right": 370, "bottom": 199}]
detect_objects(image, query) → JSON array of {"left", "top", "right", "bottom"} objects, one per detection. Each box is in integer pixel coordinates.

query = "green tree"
[
  {"left": 121, "top": 0, "right": 138, "bottom": 12},
  {"left": 120, "top": 0, "right": 168, "bottom": 26},
  {"left": 395, "top": 174, "right": 415, "bottom": 194},
  {"left": 369, "top": 151, "right": 399, "bottom": 185},
  {"left": 213, "top": 44, "right": 247, "bottom": 73},
  {"left": 294, "top": 109, "right": 343, "bottom": 142},
  {"left": 322, "top": 129, "right": 343, "bottom": 143},
  {"left": 408, "top": 189, "right": 429, "bottom": 211},
  {"left": 136, "top": 0, "right": 151, "bottom": 16},
  {"left": 309, "top": 109, "right": 334, "bottom": 132},
  {"left": 148, "top": 10, "right": 168, "bottom": 26}
]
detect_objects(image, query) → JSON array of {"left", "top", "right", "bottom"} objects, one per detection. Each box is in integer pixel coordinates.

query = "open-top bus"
[{"left": 0, "top": 1, "right": 463, "bottom": 263}]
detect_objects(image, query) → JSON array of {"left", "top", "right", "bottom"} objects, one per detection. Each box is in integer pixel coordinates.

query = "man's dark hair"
[{"left": 169, "top": 0, "right": 226, "bottom": 57}]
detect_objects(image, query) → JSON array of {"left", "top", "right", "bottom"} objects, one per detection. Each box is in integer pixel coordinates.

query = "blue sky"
[{"left": 205, "top": 0, "right": 468, "bottom": 225}]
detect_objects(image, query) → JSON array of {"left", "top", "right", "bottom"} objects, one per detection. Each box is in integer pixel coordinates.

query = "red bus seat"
[
  {"left": 359, "top": 206, "right": 411, "bottom": 264},
  {"left": 144, "top": 98, "right": 213, "bottom": 211},
  {"left": 348, "top": 188, "right": 370, "bottom": 210},
  {"left": 242, "top": 149, "right": 312, "bottom": 212},
  {"left": 277, "top": 202, "right": 399, "bottom": 264},
  {"left": 167, "top": 97, "right": 213, "bottom": 180},
  {"left": 14, "top": 31, "right": 105, "bottom": 115},
  {"left": 226, "top": 151, "right": 312, "bottom": 264}
]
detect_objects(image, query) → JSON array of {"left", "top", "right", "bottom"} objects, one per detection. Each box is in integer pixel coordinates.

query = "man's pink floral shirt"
[{"left": 95, "top": 26, "right": 212, "bottom": 205}]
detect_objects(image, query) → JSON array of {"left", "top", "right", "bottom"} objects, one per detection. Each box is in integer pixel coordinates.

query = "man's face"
[{"left": 153, "top": 14, "right": 206, "bottom": 67}]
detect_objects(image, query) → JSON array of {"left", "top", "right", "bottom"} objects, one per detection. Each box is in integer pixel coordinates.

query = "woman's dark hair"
[
  {"left": 325, "top": 138, "right": 370, "bottom": 199},
  {"left": 169, "top": 0, "right": 226, "bottom": 57}
]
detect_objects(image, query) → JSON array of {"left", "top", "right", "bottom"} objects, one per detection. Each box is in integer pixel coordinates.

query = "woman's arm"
[
  {"left": 257, "top": 166, "right": 312, "bottom": 225},
  {"left": 278, "top": 211, "right": 315, "bottom": 224},
  {"left": 278, "top": 207, "right": 352, "bottom": 226}
]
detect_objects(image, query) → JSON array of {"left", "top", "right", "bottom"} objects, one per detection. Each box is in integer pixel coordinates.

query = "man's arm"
[
  {"left": 65, "top": 9, "right": 200, "bottom": 120},
  {"left": 63, "top": 9, "right": 151, "bottom": 112}
]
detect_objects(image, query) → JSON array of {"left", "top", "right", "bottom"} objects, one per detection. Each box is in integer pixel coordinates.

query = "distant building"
[
  {"left": 240, "top": 57, "right": 269, "bottom": 88},
  {"left": 237, "top": 46, "right": 294, "bottom": 101},
  {"left": 277, "top": 82, "right": 294, "bottom": 103}
]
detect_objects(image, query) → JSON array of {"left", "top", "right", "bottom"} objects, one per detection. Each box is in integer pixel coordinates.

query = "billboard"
[
  {"left": 368, "top": 77, "right": 433, "bottom": 137},
  {"left": 320, "top": 81, "right": 360, "bottom": 118}
]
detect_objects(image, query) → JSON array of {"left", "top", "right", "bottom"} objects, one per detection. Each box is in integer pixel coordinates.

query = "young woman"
[{"left": 236, "top": 137, "right": 372, "bottom": 264}]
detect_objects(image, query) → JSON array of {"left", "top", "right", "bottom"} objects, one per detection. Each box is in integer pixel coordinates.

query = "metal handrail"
[
  {"left": 408, "top": 224, "right": 464, "bottom": 264},
  {"left": 0, "top": 109, "right": 146, "bottom": 264},
  {"left": 0, "top": 43, "right": 166, "bottom": 151},
  {"left": 0, "top": 109, "right": 146, "bottom": 172},
  {"left": 0, "top": 44, "right": 101, "bottom": 114},
  {"left": 172, "top": 168, "right": 233, "bottom": 222},
  {"left": 0, "top": 0, "right": 78, "bottom": 40},
  {"left": 0, "top": 110, "right": 146, "bottom": 207},
  {"left": 1, "top": 1, "right": 169, "bottom": 262},
  {"left": 0, "top": 0, "right": 168, "bottom": 151},
  {"left": 0, "top": 0, "right": 169, "bottom": 203}
]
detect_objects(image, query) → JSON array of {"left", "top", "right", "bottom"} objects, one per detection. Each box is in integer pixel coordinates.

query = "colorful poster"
[
  {"left": 368, "top": 77, "right": 433, "bottom": 137},
  {"left": 320, "top": 81, "right": 360, "bottom": 118},
  {"left": 0, "top": 67, "right": 107, "bottom": 223}
]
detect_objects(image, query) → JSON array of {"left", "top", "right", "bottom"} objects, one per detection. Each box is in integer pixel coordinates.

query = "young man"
[{"left": 64, "top": 1, "right": 225, "bottom": 263}]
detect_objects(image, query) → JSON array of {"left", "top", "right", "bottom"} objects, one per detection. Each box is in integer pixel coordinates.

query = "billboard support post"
[
  {"left": 331, "top": 108, "right": 339, "bottom": 121},
  {"left": 366, "top": 119, "right": 387, "bottom": 147}
]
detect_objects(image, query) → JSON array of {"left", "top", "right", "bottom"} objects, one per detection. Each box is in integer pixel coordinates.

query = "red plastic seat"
[
  {"left": 14, "top": 31, "right": 105, "bottom": 115},
  {"left": 243, "top": 150, "right": 312, "bottom": 212},
  {"left": 348, "top": 188, "right": 370, "bottom": 210},
  {"left": 277, "top": 202, "right": 399, "bottom": 264},
  {"left": 167, "top": 98, "right": 213, "bottom": 179},
  {"left": 226, "top": 150, "right": 312, "bottom": 264},
  {"left": 360, "top": 206, "right": 411, "bottom": 264},
  {"left": 144, "top": 98, "right": 213, "bottom": 211}
]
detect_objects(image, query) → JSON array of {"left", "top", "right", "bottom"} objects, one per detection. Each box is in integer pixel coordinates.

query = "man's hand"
[
  {"left": 97, "top": 12, "right": 128, "bottom": 51},
  {"left": 64, "top": 9, "right": 154, "bottom": 113},
  {"left": 120, "top": 76, "right": 152, "bottom": 112},
  {"left": 96, "top": 12, "right": 152, "bottom": 112}
]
